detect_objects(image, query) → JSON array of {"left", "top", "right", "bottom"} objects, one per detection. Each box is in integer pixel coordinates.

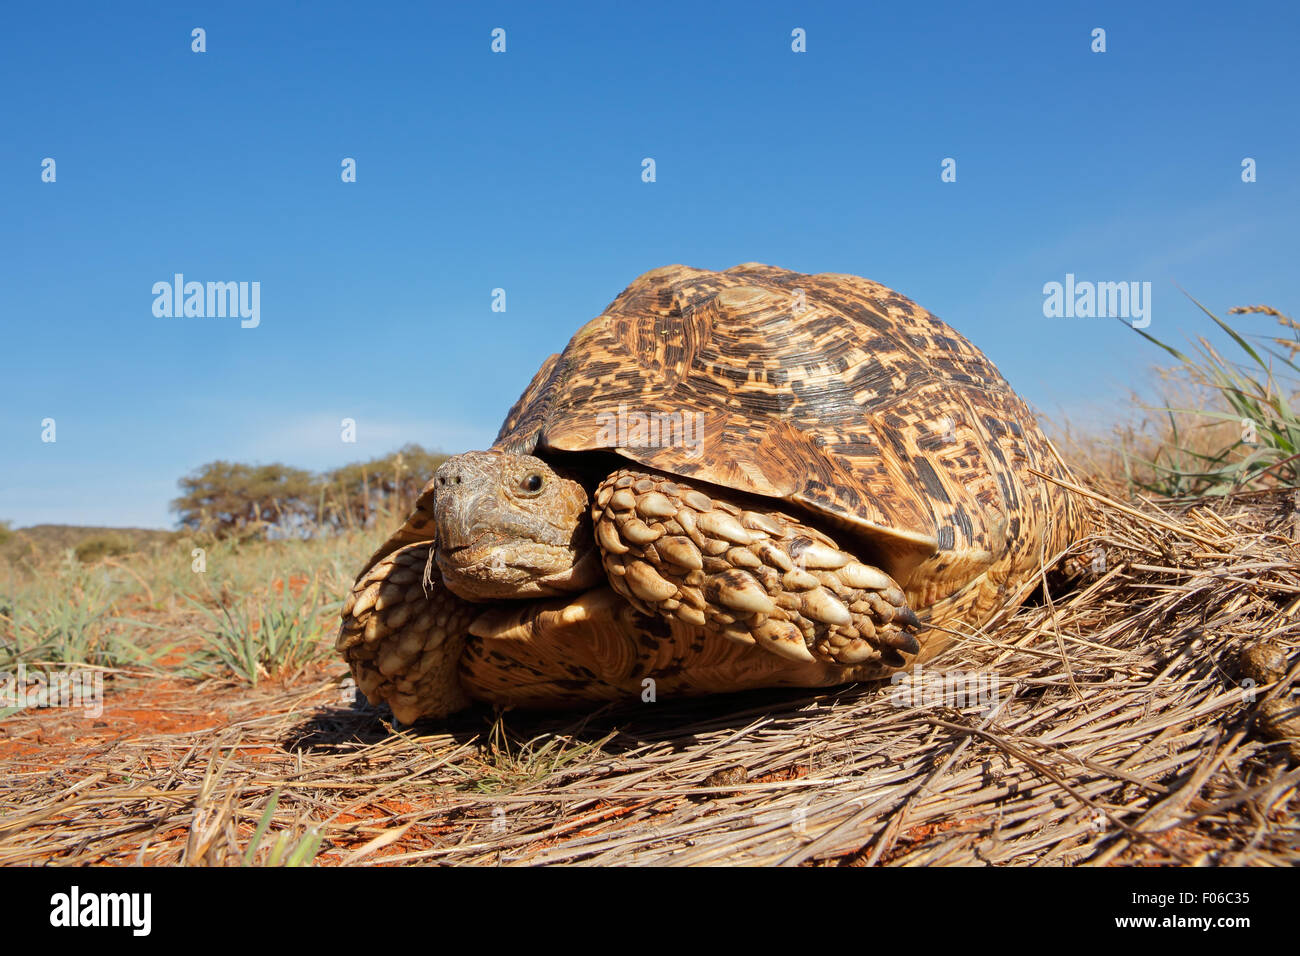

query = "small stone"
[{"left": 1240, "top": 642, "right": 1291, "bottom": 686}]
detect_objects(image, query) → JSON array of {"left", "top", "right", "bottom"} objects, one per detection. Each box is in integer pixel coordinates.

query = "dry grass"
[{"left": 2, "top": 478, "right": 1296, "bottom": 866}]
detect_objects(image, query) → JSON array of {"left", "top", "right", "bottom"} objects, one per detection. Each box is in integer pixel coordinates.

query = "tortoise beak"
[
  {"left": 434, "top": 487, "right": 487, "bottom": 553},
  {"left": 431, "top": 454, "right": 498, "bottom": 552}
]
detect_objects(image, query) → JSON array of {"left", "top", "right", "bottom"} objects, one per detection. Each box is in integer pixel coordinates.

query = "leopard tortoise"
[{"left": 338, "top": 263, "right": 1085, "bottom": 722}]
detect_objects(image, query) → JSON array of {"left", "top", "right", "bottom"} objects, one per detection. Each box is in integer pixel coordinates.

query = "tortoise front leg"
[
  {"left": 337, "top": 541, "right": 479, "bottom": 723},
  {"left": 593, "top": 469, "right": 921, "bottom": 668}
]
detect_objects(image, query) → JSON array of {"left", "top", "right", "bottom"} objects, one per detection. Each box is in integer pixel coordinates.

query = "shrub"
[{"left": 74, "top": 534, "right": 131, "bottom": 564}]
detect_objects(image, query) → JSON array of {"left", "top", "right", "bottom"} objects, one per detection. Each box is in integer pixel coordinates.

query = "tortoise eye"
[{"left": 520, "top": 473, "right": 544, "bottom": 494}]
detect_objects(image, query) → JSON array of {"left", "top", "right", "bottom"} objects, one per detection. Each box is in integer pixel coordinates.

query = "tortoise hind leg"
[
  {"left": 337, "top": 541, "right": 478, "bottom": 723},
  {"left": 593, "top": 469, "right": 922, "bottom": 669}
]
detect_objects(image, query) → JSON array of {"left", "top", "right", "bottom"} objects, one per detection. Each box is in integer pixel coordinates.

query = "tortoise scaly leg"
[
  {"left": 593, "top": 469, "right": 922, "bottom": 668},
  {"left": 337, "top": 541, "right": 478, "bottom": 723}
]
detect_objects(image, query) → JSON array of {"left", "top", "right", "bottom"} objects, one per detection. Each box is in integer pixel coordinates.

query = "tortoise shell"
[{"left": 493, "top": 263, "right": 1081, "bottom": 612}]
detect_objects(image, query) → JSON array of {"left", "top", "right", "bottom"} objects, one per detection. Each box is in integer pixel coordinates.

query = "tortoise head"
[{"left": 432, "top": 450, "right": 604, "bottom": 600}]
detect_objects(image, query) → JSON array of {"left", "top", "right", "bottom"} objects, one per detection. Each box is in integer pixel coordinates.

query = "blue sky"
[{"left": 2, "top": 1, "right": 1297, "bottom": 528}]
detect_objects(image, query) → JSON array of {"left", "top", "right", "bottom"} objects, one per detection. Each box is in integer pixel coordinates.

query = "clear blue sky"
[{"left": 2, "top": 1, "right": 1297, "bottom": 528}]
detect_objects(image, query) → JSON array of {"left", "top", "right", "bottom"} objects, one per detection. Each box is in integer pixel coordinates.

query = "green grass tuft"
[
  {"left": 189, "top": 573, "right": 339, "bottom": 685},
  {"left": 0, "top": 553, "right": 157, "bottom": 668},
  {"left": 1124, "top": 300, "right": 1300, "bottom": 496}
]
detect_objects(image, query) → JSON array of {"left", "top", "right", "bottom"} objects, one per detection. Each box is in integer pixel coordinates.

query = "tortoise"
[{"left": 337, "top": 263, "right": 1085, "bottom": 723}]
